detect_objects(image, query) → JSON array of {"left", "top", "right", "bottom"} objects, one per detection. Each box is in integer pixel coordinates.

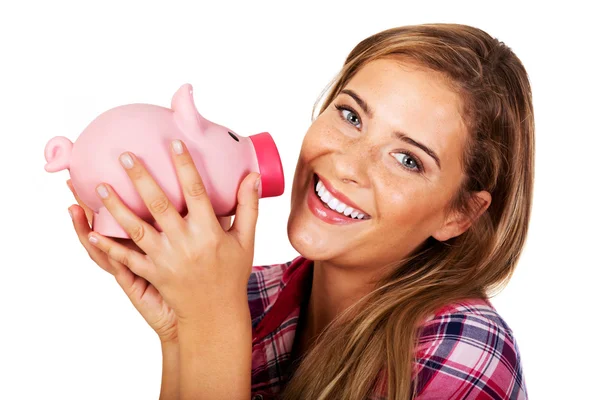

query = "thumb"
[{"left": 230, "top": 172, "right": 261, "bottom": 247}]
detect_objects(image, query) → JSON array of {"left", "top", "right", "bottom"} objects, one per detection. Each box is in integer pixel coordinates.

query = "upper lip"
[{"left": 315, "top": 174, "right": 370, "bottom": 217}]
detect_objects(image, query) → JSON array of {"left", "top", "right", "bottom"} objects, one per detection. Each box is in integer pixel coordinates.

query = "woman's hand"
[
  {"left": 76, "top": 138, "right": 258, "bottom": 398},
  {"left": 85, "top": 139, "right": 260, "bottom": 324},
  {"left": 67, "top": 178, "right": 231, "bottom": 343}
]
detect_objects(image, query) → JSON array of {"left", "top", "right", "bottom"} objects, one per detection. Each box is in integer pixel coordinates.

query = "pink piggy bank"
[{"left": 44, "top": 83, "right": 284, "bottom": 238}]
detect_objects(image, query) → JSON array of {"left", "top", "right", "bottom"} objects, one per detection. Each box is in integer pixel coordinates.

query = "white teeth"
[
  {"left": 328, "top": 198, "right": 339, "bottom": 210},
  {"left": 314, "top": 177, "right": 368, "bottom": 220},
  {"left": 335, "top": 202, "right": 347, "bottom": 213}
]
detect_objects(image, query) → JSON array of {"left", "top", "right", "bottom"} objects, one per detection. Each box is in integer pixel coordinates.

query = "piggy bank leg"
[{"left": 92, "top": 206, "right": 130, "bottom": 239}]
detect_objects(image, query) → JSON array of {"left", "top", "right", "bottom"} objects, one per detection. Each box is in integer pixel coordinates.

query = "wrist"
[
  {"left": 160, "top": 336, "right": 179, "bottom": 347},
  {"left": 177, "top": 299, "right": 252, "bottom": 399},
  {"left": 177, "top": 293, "right": 250, "bottom": 329},
  {"left": 159, "top": 334, "right": 180, "bottom": 400}
]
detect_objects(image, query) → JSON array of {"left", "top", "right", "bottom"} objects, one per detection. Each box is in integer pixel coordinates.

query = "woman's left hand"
[{"left": 87, "top": 139, "right": 261, "bottom": 324}]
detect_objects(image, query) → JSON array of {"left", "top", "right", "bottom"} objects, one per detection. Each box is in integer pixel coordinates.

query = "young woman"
[{"left": 67, "top": 23, "right": 532, "bottom": 399}]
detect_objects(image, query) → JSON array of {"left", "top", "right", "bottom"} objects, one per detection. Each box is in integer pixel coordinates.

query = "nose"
[{"left": 331, "top": 145, "right": 372, "bottom": 187}]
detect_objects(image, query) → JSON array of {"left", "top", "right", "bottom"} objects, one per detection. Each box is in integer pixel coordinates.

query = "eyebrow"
[{"left": 340, "top": 89, "right": 442, "bottom": 170}]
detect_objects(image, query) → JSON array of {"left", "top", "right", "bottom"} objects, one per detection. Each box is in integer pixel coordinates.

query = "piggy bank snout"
[{"left": 249, "top": 132, "right": 285, "bottom": 198}]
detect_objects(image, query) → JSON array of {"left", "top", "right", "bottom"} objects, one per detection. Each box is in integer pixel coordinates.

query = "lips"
[
  {"left": 315, "top": 174, "right": 370, "bottom": 218},
  {"left": 306, "top": 173, "right": 370, "bottom": 225}
]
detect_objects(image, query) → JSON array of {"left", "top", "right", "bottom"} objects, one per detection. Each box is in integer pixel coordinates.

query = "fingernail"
[
  {"left": 68, "top": 208, "right": 73, "bottom": 219},
  {"left": 120, "top": 153, "right": 134, "bottom": 169},
  {"left": 254, "top": 175, "right": 262, "bottom": 192},
  {"left": 89, "top": 235, "right": 98, "bottom": 244},
  {"left": 97, "top": 184, "right": 109, "bottom": 198},
  {"left": 172, "top": 139, "right": 183, "bottom": 155}
]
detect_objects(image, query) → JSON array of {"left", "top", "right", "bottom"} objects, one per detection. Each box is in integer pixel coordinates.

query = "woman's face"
[{"left": 287, "top": 57, "right": 479, "bottom": 271}]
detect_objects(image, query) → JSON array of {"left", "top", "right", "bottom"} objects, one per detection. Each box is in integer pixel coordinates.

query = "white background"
[{"left": 1, "top": 1, "right": 598, "bottom": 398}]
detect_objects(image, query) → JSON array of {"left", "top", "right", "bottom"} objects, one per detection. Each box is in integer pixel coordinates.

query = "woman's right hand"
[{"left": 67, "top": 179, "right": 180, "bottom": 343}]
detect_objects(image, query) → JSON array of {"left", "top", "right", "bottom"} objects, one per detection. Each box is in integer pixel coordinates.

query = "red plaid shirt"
[{"left": 248, "top": 256, "right": 528, "bottom": 400}]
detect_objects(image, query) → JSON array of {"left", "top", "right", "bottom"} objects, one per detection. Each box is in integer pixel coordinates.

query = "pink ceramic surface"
[{"left": 44, "top": 83, "right": 284, "bottom": 238}]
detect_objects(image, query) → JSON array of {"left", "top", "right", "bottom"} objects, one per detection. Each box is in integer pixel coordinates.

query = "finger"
[
  {"left": 69, "top": 205, "right": 116, "bottom": 275},
  {"left": 218, "top": 216, "right": 232, "bottom": 231},
  {"left": 117, "top": 151, "right": 188, "bottom": 243},
  {"left": 109, "top": 257, "right": 150, "bottom": 303},
  {"left": 230, "top": 172, "right": 261, "bottom": 248},
  {"left": 70, "top": 204, "right": 147, "bottom": 301},
  {"left": 102, "top": 247, "right": 152, "bottom": 304},
  {"left": 170, "top": 139, "right": 221, "bottom": 232},
  {"left": 95, "top": 181, "right": 162, "bottom": 259},
  {"left": 87, "top": 230, "right": 155, "bottom": 283},
  {"left": 114, "top": 237, "right": 147, "bottom": 255},
  {"left": 67, "top": 179, "right": 94, "bottom": 226}
]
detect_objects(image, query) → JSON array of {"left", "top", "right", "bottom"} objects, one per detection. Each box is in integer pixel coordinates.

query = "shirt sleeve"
[{"left": 412, "top": 312, "right": 528, "bottom": 400}]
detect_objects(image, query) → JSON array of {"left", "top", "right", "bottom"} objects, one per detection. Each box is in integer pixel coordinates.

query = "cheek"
[
  {"left": 292, "top": 126, "right": 323, "bottom": 184},
  {"left": 296, "top": 132, "right": 317, "bottom": 167},
  {"left": 300, "top": 117, "right": 341, "bottom": 158},
  {"left": 379, "top": 185, "right": 439, "bottom": 228}
]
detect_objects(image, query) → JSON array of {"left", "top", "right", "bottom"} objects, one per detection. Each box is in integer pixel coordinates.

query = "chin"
[
  {"left": 288, "top": 220, "right": 328, "bottom": 261},
  {"left": 287, "top": 169, "right": 373, "bottom": 263},
  {"left": 287, "top": 215, "right": 336, "bottom": 261}
]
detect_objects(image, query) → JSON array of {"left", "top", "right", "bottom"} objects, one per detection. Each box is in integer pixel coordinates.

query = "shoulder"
[
  {"left": 247, "top": 258, "right": 297, "bottom": 327},
  {"left": 413, "top": 299, "right": 528, "bottom": 399}
]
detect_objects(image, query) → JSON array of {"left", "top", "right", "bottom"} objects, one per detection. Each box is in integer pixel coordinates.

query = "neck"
[{"left": 302, "top": 260, "right": 377, "bottom": 347}]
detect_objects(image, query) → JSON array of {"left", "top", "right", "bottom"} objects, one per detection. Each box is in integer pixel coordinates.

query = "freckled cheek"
[
  {"left": 295, "top": 129, "right": 320, "bottom": 169},
  {"left": 299, "top": 127, "right": 339, "bottom": 163},
  {"left": 379, "top": 190, "right": 430, "bottom": 226},
  {"left": 292, "top": 134, "right": 328, "bottom": 193}
]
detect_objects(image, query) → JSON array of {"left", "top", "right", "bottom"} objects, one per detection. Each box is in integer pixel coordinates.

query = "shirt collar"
[{"left": 252, "top": 256, "right": 313, "bottom": 344}]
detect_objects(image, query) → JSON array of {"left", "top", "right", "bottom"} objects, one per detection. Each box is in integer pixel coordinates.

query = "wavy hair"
[{"left": 280, "top": 23, "right": 534, "bottom": 399}]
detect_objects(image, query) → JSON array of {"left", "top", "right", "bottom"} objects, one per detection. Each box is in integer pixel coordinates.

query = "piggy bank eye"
[{"left": 228, "top": 131, "right": 239, "bottom": 142}]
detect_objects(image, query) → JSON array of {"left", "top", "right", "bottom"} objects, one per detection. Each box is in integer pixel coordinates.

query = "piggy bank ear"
[{"left": 171, "top": 83, "right": 209, "bottom": 135}]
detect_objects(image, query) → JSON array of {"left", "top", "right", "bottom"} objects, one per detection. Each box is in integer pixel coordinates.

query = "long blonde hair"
[{"left": 280, "top": 23, "right": 534, "bottom": 399}]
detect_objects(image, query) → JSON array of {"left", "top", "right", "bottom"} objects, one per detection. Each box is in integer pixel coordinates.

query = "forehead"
[{"left": 345, "top": 58, "right": 468, "bottom": 170}]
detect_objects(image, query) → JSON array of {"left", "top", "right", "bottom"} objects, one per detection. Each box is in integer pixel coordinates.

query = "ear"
[
  {"left": 431, "top": 190, "right": 492, "bottom": 242},
  {"left": 171, "top": 83, "right": 210, "bottom": 135}
]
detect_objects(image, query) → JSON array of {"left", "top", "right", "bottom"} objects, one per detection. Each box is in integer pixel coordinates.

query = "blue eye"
[
  {"left": 335, "top": 104, "right": 361, "bottom": 128},
  {"left": 392, "top": 152, "right": 424, "bottom": 174}
]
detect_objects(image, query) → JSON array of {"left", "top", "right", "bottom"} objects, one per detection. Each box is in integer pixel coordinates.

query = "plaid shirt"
[{"left": 248, "top": 256, "right": 528, "bottom": 400}]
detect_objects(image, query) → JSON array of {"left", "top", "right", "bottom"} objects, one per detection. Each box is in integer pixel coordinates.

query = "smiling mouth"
[{"left": 312, "top": 174, "right": 371, "bottom": 220}]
